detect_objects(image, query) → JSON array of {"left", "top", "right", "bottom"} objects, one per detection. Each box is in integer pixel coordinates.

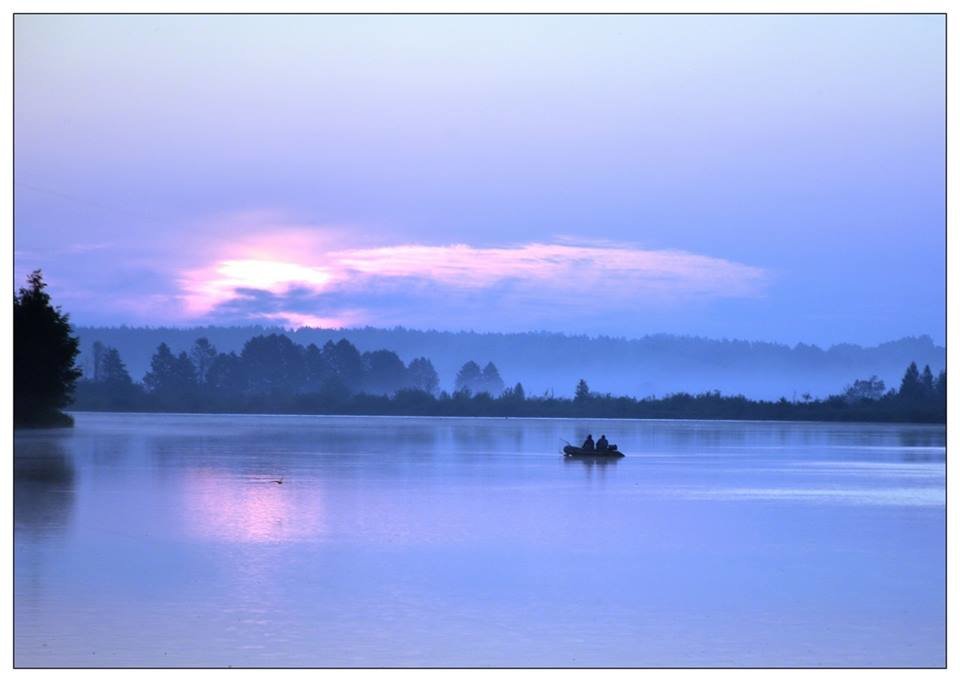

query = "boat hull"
[{"left": 563, "top": 445, "right": 625, "bottom": 458}]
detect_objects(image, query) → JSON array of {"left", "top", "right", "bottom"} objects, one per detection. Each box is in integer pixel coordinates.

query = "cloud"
[
  {"left": 201, "top": 286, "right": 365, "bottom": 329},
  {"left": 336, "top": 242, "right": 765, "bottom": 293},
  {"left": 177, "top": 228, "right": 768, "bottom": 329}
]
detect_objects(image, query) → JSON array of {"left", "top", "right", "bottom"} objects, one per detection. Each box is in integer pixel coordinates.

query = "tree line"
[
  {"left": 14, "top": 270, "right": 947, "bottom": 426},
  {"left": 78, "top": 334, "right": 427, "bottom": 411},
  {"left": 75, "top": 333, "right": 514, "bottom": 414},
  {"left": 73, "top": 322, "right": 946, "bottom": 401},
  {"left": 73, "top": 333, "right": 945, "bottom": 423}
]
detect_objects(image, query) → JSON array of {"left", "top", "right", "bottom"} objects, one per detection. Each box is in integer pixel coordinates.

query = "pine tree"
[
  {"left": 899, "top": 362, "right": 922, "bottom": 401},
  {"left": 143, "top": 343, "right": 197, "bottom": 408},
  {"left": 920, "top": 365, "right": 935, "bottom": 396},
  {"left": 190, "top": 337, "right": 218, "bottom": 385},
  {"left": 144, "top": 343, "right": 177, "bottom": 394},
  {"left": 14, "top": 270, "right": 81, "bottom": 426},
  {"left": 100, "top": 347, "right": 133, "bottom": 388}
]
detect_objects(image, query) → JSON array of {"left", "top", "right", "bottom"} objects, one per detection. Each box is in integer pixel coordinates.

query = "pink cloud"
[
  {"left": 176, "top": 227, "right": 768, "bottom": 327},
  {"left": 255, "top": 310, "right": 367, "bottom": 329},
  {"left": 337, "top": 242, "right": 765, "bottom": 294}
]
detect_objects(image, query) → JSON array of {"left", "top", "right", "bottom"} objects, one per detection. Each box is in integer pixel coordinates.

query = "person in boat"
[
  {"left": 581, "top": 434, "right": 595, "bottom": 451},
  {"left": 596, "top": 434, "right": 609, "bottom": 452}
]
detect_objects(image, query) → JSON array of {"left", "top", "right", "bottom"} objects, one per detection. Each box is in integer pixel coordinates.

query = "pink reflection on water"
[{"left": 181, "top": 469, "right": 328, "bottom": 543}]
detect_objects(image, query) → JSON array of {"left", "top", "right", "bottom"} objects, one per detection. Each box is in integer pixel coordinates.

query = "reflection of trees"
[
  {"left": 898, "top": 428, "right": 946, "bottom": 461},
  {"left": 14, "top": 438, "right": 75, "bottom": 535},
  {"left": 144, "top": 418, "right": 443, "bottom": 480},
  {"left": 451, "top": 423, "right": 498, "bottom": 452}
]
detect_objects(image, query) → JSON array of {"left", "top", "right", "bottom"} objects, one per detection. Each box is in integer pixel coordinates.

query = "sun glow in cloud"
[
  {"left": 177, "top": 228, "right": 768, "bottom": 329},
  {"left": 182, "top": 258, "right": 333, "bottom": 315}
]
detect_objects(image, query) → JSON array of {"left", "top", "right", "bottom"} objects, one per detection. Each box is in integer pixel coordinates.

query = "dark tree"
[
  {"left": 408, "top": 357, "right": 439, "bottom": 394},
  {"left": 363, "top": 349, "right": 409, "bottom": 395},
  {"left": 302, "top": 343, "right": 333, "bottom": 392},
  {"left": 843, "top": 376, "right": 885, "bottom": 402},
  {"left": 74, "top": 345, "right": 142, "bottom": 410},
  {"left": 14, "top": 270, "right": 82, "bottom": 426},
  {"left": 143, "top": 343, "right": 176, "bottom": 392},
  {"left": 322, "top": 339, "right": 365, "bottom": 391},
  {"left": 920, "top": 365, "right": 935, "bottom": 396},
  {"left": 935, "top": 369, "right": 946, "bottom": 402},
  {"left": 144, "top": 343, "right": 198, "bottom": 408},
  {"left": 455, "top": 361, "right": 482, "bottom": 394},
  {"left": 100, "top": 347, "right": 134, "bottom": 388},
  {"left": 898, "top": 362, "right": 922, "bottom": 401},
  {"left": 241, "top": 334, "right": 304, "bottom": 396},
  {"left": 512, "top": 382, "right": 525, "bottom": 401},
  {"left": 574, "top": 378, "right": 591, "bottom": 402},
  {"left": 481, "top": 362, "right": 505, "bottom": 396},
  {"left": 174, "top": 352, "right": 198, "bottom": 389},
  {"left": 206, "top": 351, "right": 247, "bottom": 398},
  {"left": 501, "top": 382, "right": 525, "bottom": 402},
  {"left": 190, "top": 337, "right": 218, "bottom": 385}
]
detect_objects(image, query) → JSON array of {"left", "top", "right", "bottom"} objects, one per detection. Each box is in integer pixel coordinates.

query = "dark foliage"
[
  {"left": 75, "top": 333, "right": 447, "bottom": 414},
  {"left": 407, "top": 357, "right": 440, "bottom": 394},
  {"left": 190, "top": 337, "right": 217, "bottom": 386},
  {"left": 454, "top": 360, "right": 505, "bottom": 395},
  {"left": 71, "top": 335, "right": 946, "bottom": 424},
  {"left": 14, "top": 271, "right": 81, "bottom": 426},
  {"left": 72, "top": 325, "right": 946, "bottom": 400},
  {"left": 481, "top": 362, "right": 505, "bottom": 395},
  {"left": 575, "top": 379, "right": 591, "bottom": 402},
  {"left": 454, "top": 360, "right": 482, "bottom": 394},
  {"left": 362, "top": 349, "right": 409, "bottom": 395},
  {"left": 73, "top": 343, "right": 144, "bottom": 411}
]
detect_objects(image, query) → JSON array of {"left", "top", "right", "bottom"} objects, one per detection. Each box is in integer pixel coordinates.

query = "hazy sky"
[{"left": 14, "top": 14, "right": 945, "bottom": 344}]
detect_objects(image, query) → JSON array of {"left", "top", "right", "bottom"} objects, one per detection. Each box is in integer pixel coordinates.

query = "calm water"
[{"left": 15, "top": 413, "right": 945, "bottom": 667}]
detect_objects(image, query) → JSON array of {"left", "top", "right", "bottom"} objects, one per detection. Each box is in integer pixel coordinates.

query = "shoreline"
[{"left": 45, "top": 409, "right": 947, "bottom": 428}]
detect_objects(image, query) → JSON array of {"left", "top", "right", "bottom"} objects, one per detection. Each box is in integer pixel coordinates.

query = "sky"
[{"left": 14, "top": 14, "right": 945, "bottom": 345}]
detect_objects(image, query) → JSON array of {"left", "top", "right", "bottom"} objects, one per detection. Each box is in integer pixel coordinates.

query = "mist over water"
[
  {"left": 15, "top": 413, "right": 944, "bottom": 667},
  {"left": 74, "top": 326, "right": 945, "bottom": 400},
  {"left": 13, "top": 13, "right": 946, "bottom": 669}
]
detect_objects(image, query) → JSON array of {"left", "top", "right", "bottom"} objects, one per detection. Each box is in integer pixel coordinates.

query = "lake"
[{"left": 14, "top": 412, "right": 945, "bottom": 667}]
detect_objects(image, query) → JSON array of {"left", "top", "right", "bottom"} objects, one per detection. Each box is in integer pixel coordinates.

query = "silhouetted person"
[
  {"left": 596, "top": 434, "right": 609, "bottom": 452},
  {"left": 582, "top": 434, "right": 595, "bottom": 451}
]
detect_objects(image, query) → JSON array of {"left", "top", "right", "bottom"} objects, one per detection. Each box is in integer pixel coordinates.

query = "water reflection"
[
  {"left": 898, "top": 429, "right": 946, "bottom": 459},
  {"left": 15, "top": 414, "right": 946, "bottom": 667},
  {"left": 563, "top": 455, "right": 621, "bottom": 469},
  {"left": 181, "top": 468, "right": 328, "bottom": 543},
  {"left": 14, "top": 438, "right": 75, "bottom": 537}
]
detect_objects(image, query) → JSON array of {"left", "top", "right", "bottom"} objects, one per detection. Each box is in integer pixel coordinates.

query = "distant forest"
[
  {"left": 74, "top": 325, "right": 946, "bottom": 400},
  {"left": 73, "top": 334, "right": 946, "bottom": 424}
]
